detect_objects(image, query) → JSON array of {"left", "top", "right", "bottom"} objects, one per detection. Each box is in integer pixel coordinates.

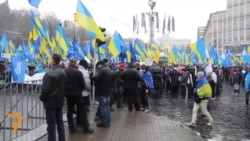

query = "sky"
[{"left": 0, "top": 0, "right": 226, "bottom": 42}]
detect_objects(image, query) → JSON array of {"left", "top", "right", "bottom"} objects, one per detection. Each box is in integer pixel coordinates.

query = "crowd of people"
[{"left": 5, "top": 52, "right": 245, "bottom": 141}]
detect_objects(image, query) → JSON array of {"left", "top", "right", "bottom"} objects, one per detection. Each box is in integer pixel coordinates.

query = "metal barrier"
[{"left": 0, "top": 79, "right": 45, "bottom": 141}]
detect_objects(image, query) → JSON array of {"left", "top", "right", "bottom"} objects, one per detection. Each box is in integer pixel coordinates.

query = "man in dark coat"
[
  {"left": 92, "top": 61, "right": 115, "bottom": 127},
  {"left": 121, "top": 63, "right": 142, "bottom": 111},
  {"left": 40, "top": 54, "right": 67, "bottom": 141},
  {"left": 64, "top": 58, "right": 93, "bottom": 133}
]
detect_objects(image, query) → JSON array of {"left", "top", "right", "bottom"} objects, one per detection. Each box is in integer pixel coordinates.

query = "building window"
[
  {"left": 247, "top": 29, "right": 250, "bottom": 40},
  {"left": 247, "top": 3, "right": 250, "bottom": 15},
  {"left": 247, "top": 16, "right": 250, "bottom": 28},
  {"left": 240, "top": 30, "right": 244, "bottom": 41}
]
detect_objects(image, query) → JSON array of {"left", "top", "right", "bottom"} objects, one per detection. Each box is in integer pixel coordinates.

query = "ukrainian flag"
[
  {"left": 75, "top": 0, "right": 105, "bottom": 41},
  {"left": 30, "top": 12, "right": 49, "bottom": 41},
  {"left": 55, "top": 24, "right": 69, "bottom": 59},
  {"left": 197, "top": 77, "right": 212, "bottom": 98},
  {"left": 108, "top": 31, "right": 122, "bottom": 58},
  {"left": 190, "top": 39, "right": 206, "bottom": 64},
  {"left": 134, "top": 39, "right": 147, "bottom": 61}
]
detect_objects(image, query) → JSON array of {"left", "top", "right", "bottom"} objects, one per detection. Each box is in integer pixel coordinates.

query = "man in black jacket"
[
  {"left": 64, "top": 58, "right": 93, "bottom": 133},
  {"left": 92, "top": 61, "right": 115, "bottom": 127},
  {"left": 40, "top": 54, "right": 67, "bottom": 141},
  {"left": 121, "top": 63, "right": 142, "bottom": 111}
]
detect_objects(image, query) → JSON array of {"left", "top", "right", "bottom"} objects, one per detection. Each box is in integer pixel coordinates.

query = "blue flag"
[
  {"left": 28, "top": 0, "right": 41, "bottom": 8},
  {"left": 11, "top": 57, "right": 27, "bottom": 82}
]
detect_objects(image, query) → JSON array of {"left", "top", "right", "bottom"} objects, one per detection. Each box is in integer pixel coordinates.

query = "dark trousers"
[
  {"left": 125, "top": 88, "right": 140, "bottom": 111},
  {"left": 114, "top": 89, "right": 122, "bottom": 107},
  {"left": 45, "top": 107, "right": 66, "bottom": 141},
  {"left": 141, "top": 90, "right": 149, "bottom": 109},
  {"left": 66, "top": 96, "right": 89, "bottom": 131},
  {"left": 246, "top": 92, "right": 250, "bottom": 105}
]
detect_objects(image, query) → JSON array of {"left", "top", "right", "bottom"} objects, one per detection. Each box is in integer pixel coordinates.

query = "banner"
[{"left": 11, "top": 57, "right": 27, "bottom": 82}]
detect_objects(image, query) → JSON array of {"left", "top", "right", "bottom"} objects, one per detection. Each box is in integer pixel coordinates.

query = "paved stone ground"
[
  {"left": 150, "top": 83, "right": 250, "bottom": 140},
  {"left": 38, "top": 108, "right": 203, "bottom": 141}
]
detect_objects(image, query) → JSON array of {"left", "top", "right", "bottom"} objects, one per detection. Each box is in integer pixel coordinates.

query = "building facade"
[
  {"left": 225, "top": 0, "right": 250, "bottom": 53},
  {"left": 197, "top": 26, "right": 206, "bottom": 40},
  {"left": 157, "top": 35, "right": 191, "bottom": 49},
  {"left": 203, "top": 0, "right": 250, "bottom": 54},
  {"left": 204, "top": 11, "right": 226, "bottom": 55}
]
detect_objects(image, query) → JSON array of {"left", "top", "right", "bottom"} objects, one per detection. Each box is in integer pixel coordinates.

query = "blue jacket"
[
  {"left": 142, "top": 71, "right": 154, "bottom": 89},
  {"left": 245, "top": 72, "right": 250, "bottom": 92}
]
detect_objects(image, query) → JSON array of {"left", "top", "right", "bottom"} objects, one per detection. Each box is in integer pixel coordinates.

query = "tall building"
[
  {"left": 225, "top": 0, "right": 250, "bottom": 53},
  {"left": 204, "top": 11, "right": 226, "bottom": 55},
  {"left": 197, "top": 26, "right": 206, "bottom": 40},
  {"left": 204, "top": 0, "right": 250, "bottom": 54}
]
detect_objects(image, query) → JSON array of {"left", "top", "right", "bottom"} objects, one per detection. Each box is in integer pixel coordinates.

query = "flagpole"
[{"left": 92, "top": 41, "right": 97, "bottom": 104}]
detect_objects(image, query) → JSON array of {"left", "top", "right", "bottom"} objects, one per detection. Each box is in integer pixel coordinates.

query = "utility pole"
[{"left": 148, "top": 0, "right": 157, "bottom": 46}]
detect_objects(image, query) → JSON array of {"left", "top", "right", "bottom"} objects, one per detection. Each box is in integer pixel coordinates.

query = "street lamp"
[
  {"left": 148, "top": 0, "right": 156, "bottom": 10},
  {"left": 148, "top": 0, "right": 157, "bottom": 46}
]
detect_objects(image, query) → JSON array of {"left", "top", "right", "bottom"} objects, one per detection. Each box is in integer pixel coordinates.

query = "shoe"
[
  {"left": 69, "top": 128, "right": 76, "bottom": 134},
  {"left": 141, "top": 108, "right": 145, "bottom": 111},
  {"left": 144, "top": 109, "right": 149, "bottom": 113},
  {"left": 117, "top": 105, "right": 123, "bottom": 108},
  {"left": 186, "top": 122, "right": 196, "bottom": 127},
  {"left": 84, "top": 128, "right": 94, "bottom": 134},
  {"left": 97, "top": 123, "right": 109, "bottom": 128},
  {"left": 207, "top": 122, "right": 213, "bottom": 126}
]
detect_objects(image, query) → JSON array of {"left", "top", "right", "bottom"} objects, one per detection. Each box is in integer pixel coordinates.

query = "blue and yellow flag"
[
  {"left": 108, "top": 31, "right": 122, "bottom": 58},
  {"left": 30, "top": 12, "right": 49, "bottom": 41},
  {"left": 75, "top": 0, "right": 105, "bottom": 41},
  {"left": 134, "top": 39, "right": 147, "bottom": 61},
  {"left": 55, "top": 24, "right": 70, "bottom": 59}
]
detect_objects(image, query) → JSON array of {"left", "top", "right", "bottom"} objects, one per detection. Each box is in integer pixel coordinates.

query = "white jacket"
[{"left": 78, "top": 66, "right": 91, "bottom": 97}]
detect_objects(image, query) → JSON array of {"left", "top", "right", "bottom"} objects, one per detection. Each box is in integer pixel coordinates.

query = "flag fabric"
[
  {"left": 28, "top": 0, "right": 41, "bottom": 8},
  {"left": 30, "top": 12, "right": 49, "bottom": 41},
  {"left": 55, "top": 24, "right": 70, "bottom": 59},
  {"left": 75, "top": 0, "right": 105, "bottom": 41},
  {"left": 167, "top": 16, "right": 171, "bottom": 32},
  {"left": 190, "top": 39, "right": 206, "bottom": 64},
  {"left": 0, "top": 32, "right": 9, "bottom": 52},
  {"left": 134, "top": 39, "right": 147, "bottom": 61},
  {"left": 108, "top": 31, "right": 122, "bottom": 58},
  {"left": 141, "top": 13, "right": 146, "bottom": 33},
  {"left": 162, "top": 14, "right": 166, "bottom": 34},
  {"left": 11, "top": 57, "right": 27, "bottom": 82},
  {"left": 172, "top": 16, "right": 175, "bottom": 32},
  {"left": 209, "top": 45, "right": 218, "bottom": 65}
]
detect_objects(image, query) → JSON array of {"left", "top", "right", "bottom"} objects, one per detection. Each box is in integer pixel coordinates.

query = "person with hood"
[
  {"left": 141, "top": 65, "right": 154, "bottom": 112},
  {"left": 186, "top": 71, "right": 213, "bottom": 127}
]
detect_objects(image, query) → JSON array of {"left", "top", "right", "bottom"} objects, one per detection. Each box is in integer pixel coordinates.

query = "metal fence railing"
[{"left": 0, "top": 79, "right": 46, "bottom": 141}]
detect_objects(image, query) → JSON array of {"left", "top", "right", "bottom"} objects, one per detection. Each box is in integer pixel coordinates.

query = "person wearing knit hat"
[
  {"left": 114, "top": 63, "right": 126, "bottom": 108},
  {"left": 118, "top": 63, "right": 125, "bottom": 70}
]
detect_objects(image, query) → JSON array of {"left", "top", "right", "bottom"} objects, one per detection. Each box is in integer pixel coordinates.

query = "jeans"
[
  {"left": 45, "top": 107, "right": 66, "bottom": 141},
  {"left": 246, "top": 92, "right": 250, "bottom": 105},
  {"left": 191, "top": 100, "right": 213, "bottom": 124},
  {"left": 98, "top": 96, "right": 111, "bottom": 126}
]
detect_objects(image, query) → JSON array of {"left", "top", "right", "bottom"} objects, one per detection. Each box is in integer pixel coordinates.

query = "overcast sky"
[{"left": 1, "top": 0, "right": 226, "bottom": 42}]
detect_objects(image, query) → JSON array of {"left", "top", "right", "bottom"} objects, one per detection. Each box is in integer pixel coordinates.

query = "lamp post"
[{"left": 148, "top": 0, "right": 157, "bottom": 46}]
